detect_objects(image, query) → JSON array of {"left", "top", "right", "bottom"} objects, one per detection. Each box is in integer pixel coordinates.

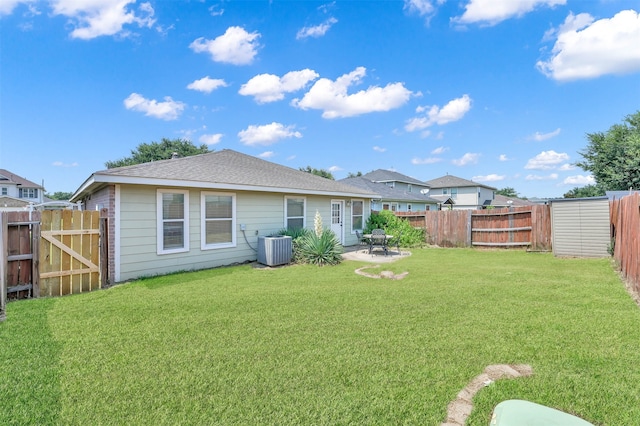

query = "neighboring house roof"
[
  {"left": 491, "top": 194, "right": 535, "bottom": 207},
  {"left": 606, "top": 190, "right": 640, "bottom": 201},
  {"left": 424, "top": 174, "right": 497, "bottom": 190},
  {"left": 72, "top": 149, "right": 378, "bottom": 200},
  {"left": 361, "top": 169, "right": 428, "bottom": 186},
  {"left": 428, "top": 195, "right": 455, "bottom": 205},
  {"left": 0, "top": 169, "right": 43, "bottom": 188},
  {"left": 340, "top": 176, "right": 440, "bottom": 203}
]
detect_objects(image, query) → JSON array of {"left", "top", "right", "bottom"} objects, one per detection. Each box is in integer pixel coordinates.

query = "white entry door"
[{"left": 330, "top": 200, "right": 344, "bottom": 244}]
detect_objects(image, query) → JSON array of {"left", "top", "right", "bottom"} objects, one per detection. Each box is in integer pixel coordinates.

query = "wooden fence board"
[{"left": 611, "top": 194, "right": 640, "bottom": 296}]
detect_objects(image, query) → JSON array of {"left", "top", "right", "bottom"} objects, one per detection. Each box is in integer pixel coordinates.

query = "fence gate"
[{"left": 39, "top": 210, "right": 102, "bottom": 297}]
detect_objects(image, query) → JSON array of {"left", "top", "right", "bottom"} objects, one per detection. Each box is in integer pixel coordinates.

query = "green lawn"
[{"left": 2, "top": 249, "right": 640, "bottom": 425}]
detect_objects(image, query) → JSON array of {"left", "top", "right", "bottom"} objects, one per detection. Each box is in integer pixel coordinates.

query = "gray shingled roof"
[
  {"left": 424, "top": 174, "right": 497, "bottom": 190},
  {"left": 362, "top": 169, "right": 427, "bottom": 186},
  {"left": 73, "top": 149, "right": 377, "bottom": 198},
  {"left": 340, "top": 177, "right": 440, "bottom": 203},
  {"left": 0, "top": 169, "right": 43, "bottom": 188}
]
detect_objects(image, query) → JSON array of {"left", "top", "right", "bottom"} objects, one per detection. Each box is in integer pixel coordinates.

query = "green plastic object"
[{"left": 490, "top": 400, "right": 594, "bottom": 426}]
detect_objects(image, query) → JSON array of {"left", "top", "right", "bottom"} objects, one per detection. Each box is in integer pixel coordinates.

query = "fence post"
[
  {"left": 1, "top": 212, "right": 7, "bottom": 322},
  {"left": 31, "top": 221, "right": 40, "bottom": 298}
]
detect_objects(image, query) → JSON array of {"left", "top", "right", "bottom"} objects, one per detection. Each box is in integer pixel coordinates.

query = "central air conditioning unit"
[{"left": 257, "top": 235, "right": 292, "bottom": 266}]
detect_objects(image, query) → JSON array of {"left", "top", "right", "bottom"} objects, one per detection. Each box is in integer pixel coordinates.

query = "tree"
[
  {"left": 299, "top": 166, "right": 334, "bottom": 180},
  {"left": 105, "top": 138, "right": 210, "bottom": 168},
  {"left": 496, "top": 187, "right": 519, "bottom": 198},
  {"left": 45, "top": 191, "right": 73, "bottom": 200},
  {"left": 574, "top": 111, "right": 640, "bottom": 192},
  {"left": 347, "top": 171, "right": 363, "bottom": 178},
  {"left": 563, "top": 184, "right": 605, "bottom": 199}
]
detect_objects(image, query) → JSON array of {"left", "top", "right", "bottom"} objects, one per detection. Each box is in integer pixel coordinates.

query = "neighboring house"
[
  {"left": 0, "top": 169, "right": 45, "bottom": 211},
  {"left": 70, "top": 149, "right": 377, "bottom": 283},
  {"left": 424, "top": 174, "right": 496, "bottom": 210},
  {"left": 490, "top": 194, "right": 536, "bottom": 208},
  {"left": 340, "top": 175, "right": 441, "bottom": 212}
]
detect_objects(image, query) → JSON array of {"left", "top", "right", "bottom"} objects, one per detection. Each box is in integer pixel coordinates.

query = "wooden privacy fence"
[
  {"left": 395, "top": 204, "right": 552, "bottom": 251},
  {"left": 610, "top": 193, "right": 640, "bottom": 296},
  {"left": 1, "top": 209, "right": 107, "bottom": 321}
]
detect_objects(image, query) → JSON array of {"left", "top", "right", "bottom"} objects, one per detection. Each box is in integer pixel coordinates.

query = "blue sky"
[{"left": 1, "top": 0, "right": 639, "bottom": 198}]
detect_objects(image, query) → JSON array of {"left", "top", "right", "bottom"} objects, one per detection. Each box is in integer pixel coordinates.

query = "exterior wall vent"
[{"left": 257, "top": 236, "right": 292, "bottom": 266}]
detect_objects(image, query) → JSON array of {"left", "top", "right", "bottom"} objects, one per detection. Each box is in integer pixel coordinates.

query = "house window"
[
  {"left": 451, "top": 188, "right": 458, "bottom": 199},
  {"left": 407, "top": 204, "right": 412, "bottom": 211},
  {"left": 1, "top": 187, "right": 7, "bottom": 195},
  {"left": 285, "top": 196, "right": 305, "bottom": 230},
  {"left": 408, "top": 184, "right": 412, "bottom": 193},
  {"left": 351, "top": 200, "right": 364, "bottom": 232},
  {"left": 201, "top": 192, "right": 235, "bottom": 250},
  {"left": 385, "top": 182, "right": 395, "bottom": 188},
  {"left": 391, "top": 203, "right": 398, "bottom": 212},
  {"left": 382, "top": 203, "right": 390, "bottom": 210},
  {"left": 19, "top": 188, "right": 38, "bottom": 198},
  {"left": 157, "top": 189, "right": 189, "bottom": 254},
  {"left": 442, "top": 188, "right": 448, "bottom": 195}
]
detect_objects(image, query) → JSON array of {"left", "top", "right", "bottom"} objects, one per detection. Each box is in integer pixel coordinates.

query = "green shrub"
[
  {"left": 295, "top": 229, "right": 343, "bottom": 266},
  {"left": 364, "top": 210, "right": 425, "bottom": 248}
]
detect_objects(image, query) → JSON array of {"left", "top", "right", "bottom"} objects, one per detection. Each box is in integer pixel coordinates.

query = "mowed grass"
[{"left": 2, "top": 249, "right": 640, "bottom": 425}]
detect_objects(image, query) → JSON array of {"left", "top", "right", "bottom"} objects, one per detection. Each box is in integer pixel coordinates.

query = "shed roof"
[{"left": 72, "top": 149, "right": 377, "bottom": 200}]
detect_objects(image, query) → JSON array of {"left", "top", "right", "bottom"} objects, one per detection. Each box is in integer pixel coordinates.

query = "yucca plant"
[{"left": 296, "top": 229, "right": 343, "bottom": 266}]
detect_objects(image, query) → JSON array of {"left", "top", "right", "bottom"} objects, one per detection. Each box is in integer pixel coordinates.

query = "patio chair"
[
  {"left": 369, "top": 228, "right": 388, "bottom": 256},
  {"left": 390, "top": 231, "right": 402, "bottom": 256},
  {"left": 356, "top": 230, "right": 368, "bottom": 252}
]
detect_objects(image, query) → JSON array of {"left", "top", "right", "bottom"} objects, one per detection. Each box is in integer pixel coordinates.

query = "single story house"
[
  {"left": 71, "top": 149, "right": 377, "bottom": 283},
  {"left": 339, "top": 175, "right": 441, "bottom": 212},
  {"left": 424, "top": 174, "right": 496, "bottom": 210},
  {"left": 0, "top": 169, "right": 45, "bottom": 211}
]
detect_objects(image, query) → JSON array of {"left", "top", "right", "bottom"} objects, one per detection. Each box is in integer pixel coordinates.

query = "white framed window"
[
  {"left": 1, "top": 187, "right": 7, "bottom": 195},
  {"left": 19, "top": 188, "right": 38, "bottom": 198},
  {"left": 157, "top": 189, "right": 189, "bottom": 255},
  {"left": 382, "top": 203, "right": 390, "bottom": 210},
  {"left": 285, "top": 196, "right": 305, "bottom": 230},
  {"left": 201, "top": 192, "right": 236, "bottom": 250},
  {"left": 407, "top": 204, "right": 412, "bottom": 211},
  {"left": 351, "top": 199, "right": 364, "bottom": 232},
  {"left": 391, "top": 203, "right": 398, "bottom": 212},
  {"left": 451, "top": 188, "right": 458, "bottom": 199},
  {"left": 408, "top": 184, "right": 412, "bottom": 193}
]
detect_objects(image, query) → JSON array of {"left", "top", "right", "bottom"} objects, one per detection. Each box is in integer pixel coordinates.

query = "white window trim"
[
  {"left": 157, "top": 189, "right": 190, "bottom": 255},
  {"left": 284, "top": 196, "right": 306, "bottom": 229},
  {"left": 350, "top": 199, "right": 364, "bottom": 233},
  {"left": 201, "top": 191, "right": 236, "bottom": 250}
]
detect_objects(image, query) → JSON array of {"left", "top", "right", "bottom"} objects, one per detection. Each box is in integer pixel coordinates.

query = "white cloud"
[
  {"left": 411, "top": 157, "right": 442, "bottom": 165},
  {"left": 259, "top": 151, "right": 275, "bottom": 158},
  {"left": 238, "top": 122, "right": 302, "bottom": 146},
  {"left": 558, "top": 163, "right": 575, "bottom": 171},
  {"left": 473, "top": 174, "right": 505, "bottom": 182},
  {"left": 452, "top": 152, "right": 480, "bottom": 166},
  {"left": 453, "top": 0, "right": 565, "bottom": 26},
  {"left": 292, "top": 67, "right": 413, "bottom": 118},
  {"left": 524, "top": 150, "right": 569, "bottom": 170},
  {"left": 404, "top": 0, "right": 440, "bottom": 20},
  {"left": 526, "top": 173, "right": 559, "bottom": 181},
  {"left": 405, "top": 94, "right": 472, "bottom": 132},
  {"left": 431, "top": 146, "right": 448, "bottom": 155},
  {"left": 52, "top": 161, "right": 79, "bottom": 167},
  {"left": 239, "top": 69, "right": 319, "bottom": 103},
  {"left": 50, "top": 0, "right": 156, "bottom": 39},
  {"left": 562, "top": 175, "right": 595, "bottom": 185},
  {"left": 199, "top": 133, "right": 223, "bottom": 145},
  {"left": 537, "top": 10, "right": 640, "bottom": 81},
  {"left": 0, "top": 0, "right": 30, "bottom": 16},
  {"left": 373, "top": 146, "right": 387, "bottom": 153},
  {"left": 296, "top": 17, "right": 338, "bottom": 39},
  {"left": 499, "top": 154, "right": 510, "bottom": 161},
  {"left": 328, "top": 165, "right": 342, "bottom": 172},
  {"left": 208, "top": 4, "right": 224, "bottom": 17},
  {"left": 190, "top": 26, "right": 260, "bottom": 65},
  {"left": 187, "top": 77, "right": 228, "bottom": 94},
  {"left": 528, "top": 128, "right": 561, "bottom": 141},
  {"left": 123, "top": 93, "right": 185, "bottom": 120}
]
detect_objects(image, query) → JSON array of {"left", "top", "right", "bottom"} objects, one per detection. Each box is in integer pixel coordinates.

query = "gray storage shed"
[{"left": 550, "top": 196, "right": 611, "bottom": 257}]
